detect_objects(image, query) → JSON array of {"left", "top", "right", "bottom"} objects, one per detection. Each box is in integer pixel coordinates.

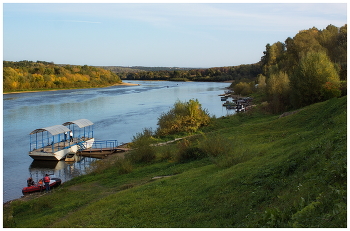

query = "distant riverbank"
[{"left": 3, "top": 81, "right": 140, "bottom": 94}]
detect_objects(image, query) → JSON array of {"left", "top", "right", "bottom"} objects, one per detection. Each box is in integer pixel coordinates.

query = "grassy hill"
[{"left": 3, "top": 96, "right": 346, "bottom": 228}]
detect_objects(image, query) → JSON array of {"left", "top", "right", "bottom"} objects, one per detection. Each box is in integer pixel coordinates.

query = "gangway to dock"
[{"left": 77, "top": 140, "right": 130, "bottom": 159}]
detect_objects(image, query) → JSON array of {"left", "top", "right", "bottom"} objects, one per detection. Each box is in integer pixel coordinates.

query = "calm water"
[{"left": 3, "top": 81, "right": 233, "bottom": 202}]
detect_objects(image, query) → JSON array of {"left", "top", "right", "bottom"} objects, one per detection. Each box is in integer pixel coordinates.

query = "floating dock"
[{"left": 77, "top": 140, "right": 130, "bottom": 159}]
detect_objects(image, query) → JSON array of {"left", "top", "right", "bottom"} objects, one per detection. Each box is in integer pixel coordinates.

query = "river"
[{"left": 3, "top": 80, "right": 233, "bottom": 202}]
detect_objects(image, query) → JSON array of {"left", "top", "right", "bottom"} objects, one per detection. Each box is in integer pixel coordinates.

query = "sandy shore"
[
  {"left": 114, "top": 82, "right": 140, "bottom": 86},
  {"left": 3, "top": 82, "right": 140, "bottom": 94}
]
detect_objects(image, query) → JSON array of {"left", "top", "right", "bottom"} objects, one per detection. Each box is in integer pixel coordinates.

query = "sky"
[{"left": 2, "top": 2, "right": 348, "bottom": 68}]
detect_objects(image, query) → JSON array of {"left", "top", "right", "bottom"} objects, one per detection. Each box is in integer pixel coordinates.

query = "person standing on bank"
[
  {"left": 70, "top": 131, "right": 73, "bottom": 142},
  {"left": 43, "top": 174, "right": 50, "bottom": 193}
]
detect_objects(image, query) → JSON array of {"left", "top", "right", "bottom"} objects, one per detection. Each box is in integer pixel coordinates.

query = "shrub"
[
  {"left": 114, "top": 157, "right": 133, "bottom": 175},
  {"left": 128, "top": 128, "right": 156, "bottom": 163},
  {"left": 157, "top": 144, "right": 177, "bottom": 161},
  {"left": 156, "top": 99, "right": 211, "bottom": 136},
  {"left": 175, "top": 139, "right": 206, "bottom": 163}
]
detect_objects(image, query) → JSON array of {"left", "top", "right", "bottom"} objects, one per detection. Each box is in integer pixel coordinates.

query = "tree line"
[
  {"left": 116, "top": 63, "right": 261, "bottom": 82},
  {"left": 3, "top": 61, "right": 122, "bottom": 92},
  {"left": 231, "top": 24, "right": 347, "bottom": 113}
]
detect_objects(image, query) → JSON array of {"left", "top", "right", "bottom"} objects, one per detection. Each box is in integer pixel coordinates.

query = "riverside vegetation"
[
  {"left": 3, "top": 60, "right": 122, "bottom": 92},
  {"left": 3, "top": 96, "right": 346, "bottom": 228}
]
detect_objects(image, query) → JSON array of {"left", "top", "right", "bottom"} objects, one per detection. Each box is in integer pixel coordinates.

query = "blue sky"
[{"left": 2, "top": 2, "right": 347, "bottom": 68}]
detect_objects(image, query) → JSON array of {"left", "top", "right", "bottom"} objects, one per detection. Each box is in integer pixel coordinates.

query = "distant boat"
[{"left": 223, "top": 101, "right": 235, "bottom": 107}]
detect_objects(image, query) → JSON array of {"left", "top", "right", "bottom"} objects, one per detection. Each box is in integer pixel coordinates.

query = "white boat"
[{"left": 29, "top": 119, "right": 95, "bottom": 161}]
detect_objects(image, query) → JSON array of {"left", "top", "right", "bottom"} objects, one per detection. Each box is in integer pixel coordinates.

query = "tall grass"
[
  {"left": 174, "top": 138, "right": 206, "bottom": 163},
  {"left": 86, "top": 155, "right": 133, "bottom": 175}
]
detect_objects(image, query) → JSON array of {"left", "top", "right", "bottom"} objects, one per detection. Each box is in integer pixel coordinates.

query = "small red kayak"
[{"left": 22, "top": 178, "right": 62, "bottom": 195}]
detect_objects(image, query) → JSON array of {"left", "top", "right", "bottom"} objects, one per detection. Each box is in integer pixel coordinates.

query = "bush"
[
  {"left": 157, "top": 145, "right": 177, "bottom": 161},
  {"left": 175, "top": 139, "right": 206, "bottom": 163},
  {"left": 156, "top": 99, "right": 211, "bottom": 136},
  {"left": 114, "top": 157, "right": 133, "bottom": 175},
  {"left": 128, "top": 128, "right": 156, "bottom": 163}
]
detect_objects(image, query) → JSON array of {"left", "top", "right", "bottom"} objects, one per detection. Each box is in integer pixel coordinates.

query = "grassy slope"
[{"left": 3, "top": 96, "right": 346, "bottom": 228}]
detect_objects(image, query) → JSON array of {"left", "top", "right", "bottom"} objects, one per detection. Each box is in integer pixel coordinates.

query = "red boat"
[{"left": 22, "top": 178, "right": 62, "bottom": 194}]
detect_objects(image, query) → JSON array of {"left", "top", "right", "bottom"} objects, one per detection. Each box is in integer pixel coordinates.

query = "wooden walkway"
[
  {"left": 76, "top": 136, "right": 194, "bottom": 159},
  {"left": 77, "top": 147, "right": 131, "bottom": 159}
]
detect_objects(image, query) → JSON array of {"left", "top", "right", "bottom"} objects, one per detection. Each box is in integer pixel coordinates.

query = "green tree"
[
  {"left": 233, "top": 82, "right": 253, "bottom": 96},
  {"left": 290, "top": 51, "right": 341, "bottom": 108},
  {"left": 317, "top": 24, "right": 339, "bottom": 62},
  {"left": 266, "top": 71, "right": 291, "bottom": 113},
  {"left": 256, "top": 74, "right": 267, "bottom": 92},
  {"left": 261, "top": 42, "right": 285, "bottom": 76},
  {"left": 284, "top": 27, "right": 326, "bottom": 75}
]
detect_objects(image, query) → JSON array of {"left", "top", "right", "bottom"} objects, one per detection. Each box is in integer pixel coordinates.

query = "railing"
[{"left": 86, "top": 140, "right": 119, "bottom": 152}]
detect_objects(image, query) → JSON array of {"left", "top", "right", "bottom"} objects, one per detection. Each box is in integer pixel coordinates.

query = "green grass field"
[{"left": 3, "top": 96, "right": 346, "bottom": 228}]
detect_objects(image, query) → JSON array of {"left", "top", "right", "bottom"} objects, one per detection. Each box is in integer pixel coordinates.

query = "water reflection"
[{"left": 28, "top": 158, "right": 95, "bottom": 184}]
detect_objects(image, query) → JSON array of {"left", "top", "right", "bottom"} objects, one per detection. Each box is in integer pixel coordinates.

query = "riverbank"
[
  {"left": 3, "top": 81, "right": 140, "bottom": 94},
  {"left": 3, "top": 96, "right": 346, "bottom": 228}
]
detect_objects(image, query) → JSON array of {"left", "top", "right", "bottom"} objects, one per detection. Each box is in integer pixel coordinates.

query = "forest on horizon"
[{"left": 3, "top": 61, "right": 122, "bottom": 92}]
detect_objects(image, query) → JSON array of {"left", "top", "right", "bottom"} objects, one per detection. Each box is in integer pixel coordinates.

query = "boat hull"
[{"left": 22, "top": 178, "right": 62, "bottom": 194}]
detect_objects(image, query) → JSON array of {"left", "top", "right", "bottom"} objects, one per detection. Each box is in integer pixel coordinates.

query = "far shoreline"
[
  {"left": 3, "top": 80, "right": 231, "bottom": 95},
  {"left": 3, "top": 81, "right": 140, "bottom": 95}
]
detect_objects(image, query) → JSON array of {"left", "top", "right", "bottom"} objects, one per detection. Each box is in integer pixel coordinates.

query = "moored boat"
[
  {"left": 29, "top": 119, "right": 95, "bottom": 160},
  {"left": 22, "top": 178, "right": 62, "bottom": 194},
  {"left": 223, "top": 101, "right": 236, "bottom": 107}
]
